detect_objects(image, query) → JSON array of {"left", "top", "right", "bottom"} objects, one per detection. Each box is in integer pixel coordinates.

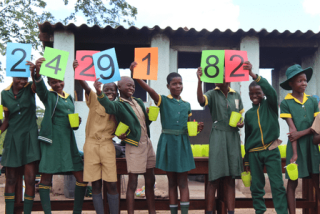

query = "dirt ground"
[{"left": 0, "top": 172, "right": 303, "bottom": 214}]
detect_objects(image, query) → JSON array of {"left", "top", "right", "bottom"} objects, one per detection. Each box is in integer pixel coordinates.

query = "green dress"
[
  {"left": 1, "top": 82, "right": 40, "bottom": 167},
  {"left": 155, "top": 95, "right": 195, "bottom": 173},
  {"left": 203, "top": 87, "right": 244, "bottom": 181},
  {"left": 280, "top": 93, "right": 320, "bottom": 178},
  {"left": 37, "top": 86, "right": 83, "bottom": 174}
]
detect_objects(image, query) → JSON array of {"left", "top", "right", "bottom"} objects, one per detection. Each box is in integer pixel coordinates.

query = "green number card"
[
  {"left": 40, "top": 47, "right": 69, "bottom": 81},
  {"left": 200, "top": 50, "right": 225, "bottom": 83}
]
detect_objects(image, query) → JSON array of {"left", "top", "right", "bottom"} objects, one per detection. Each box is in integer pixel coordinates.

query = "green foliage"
[{"left": 36, "top": 105, "right": 44, "bottom": 129}]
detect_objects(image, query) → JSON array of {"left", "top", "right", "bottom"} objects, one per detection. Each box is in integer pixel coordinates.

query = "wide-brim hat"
[{"left": 280, "top": 64, "right": 313, "bottom": 90}]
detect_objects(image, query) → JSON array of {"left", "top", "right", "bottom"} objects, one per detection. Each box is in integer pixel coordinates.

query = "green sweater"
[
  {"left": 244, "top": 75, "right": 280, "bottom": 166},
  {"left": 98, "top": 92, "right": 151, "bottom": 147}
]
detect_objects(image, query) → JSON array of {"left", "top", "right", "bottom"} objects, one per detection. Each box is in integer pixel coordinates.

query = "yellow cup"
[
  {"left": 68, "top": 113, "right": 79, "bottom": 128},
  {"left": 187, "top": 121, "right": 198, "bottom": 136},
  {"left": 0, "top": 105, "right": 3, "bottom": 120},
  {"left": 202, "top": 145, "right": 209, "bottom": 157},
  {"left": 241, "top": 145, "right": 246, "bottom": 158},
  {"left": 279, "top": 145, "right": 287, "bottom": 158},
  {"left": 191, "top": 145, "right": 194, "bottom": 155},
  {"left": 229, "top": 111, "right": 243, "bottom": 127},
  {"left": 286, "top": 163, "right": 298, "bottom": 181},
  {"left": 115, "top": 122, "right": 131, "bottom": 137},
  {"left": 193, "top": 144, "right": 202, "bottom": 157},
  {"left": 148, "top": 106, "right": 160, "bottom": 121},
  {"left": 318, "top": 145, "right": 320, "bottom": 152},
  {"left": 241, "top": 171, "right": 252, "bottom": 187}
]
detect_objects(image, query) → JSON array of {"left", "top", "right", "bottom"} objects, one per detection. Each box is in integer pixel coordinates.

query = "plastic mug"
[
  {"left": 187, "top": 121, "right": 198, "bottom": 136},
  {"left": 68, "top": 113, "right": 79, "bottom": 128},
  {"left": 0, "top": 105, "right": 3, "bottom": 120},
  {"left": 202, "top": 145, "right": 209, "bottom": 157},
  {"left": 193, "top": 144, "right": 202, "bottom": 157},
  {"left": 148, "top": 106, "right": 160, "bottom": 121},
  {"left": 115, "top": 122, "right": 131, "bottom": 137},
  {"left": 191, "top": 145, "right": 194, "bottom": 155},
  {"left": 286, "top": 163, "right": 298, "bottom": 181},
  {"left": 229, "top": 111, "right": 243, "bottom": 127},
  {"left": 241, "top": 171, "right": 252, "bottom": 187},
  {"left": 279, "top": 145, "right": 287, "bottom": 158},
  {"left": 241, "top": 145, "right": 246, "bottom": 158}
]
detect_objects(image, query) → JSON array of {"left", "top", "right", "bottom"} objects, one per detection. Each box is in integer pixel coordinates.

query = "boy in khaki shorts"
[
  {"left": 94, "top": 76, "right": 156, "bottom": 214},
  {"left": 74, "top": 60, "right": 119, "bottom": 214}
]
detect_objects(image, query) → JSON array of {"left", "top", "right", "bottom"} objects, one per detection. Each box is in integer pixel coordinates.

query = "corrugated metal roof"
[{"left": 38, "top": 21, "right": 320, "bottom": 39}]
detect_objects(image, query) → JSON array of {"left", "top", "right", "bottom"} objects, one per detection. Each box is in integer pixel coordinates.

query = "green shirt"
[{"left": 244, "top": 75, "right": 279, "bottom": 166}]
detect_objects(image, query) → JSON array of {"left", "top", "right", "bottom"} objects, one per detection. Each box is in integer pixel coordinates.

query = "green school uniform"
[
  {"left": 280, "top": 93, "right": 320, "bottom": 178},
  {"left": 1, "top": 82, "right": 40, "bottom": 167},
  {"left": 244, "top": 75, "right": 288, "bottom": 214},
  {"left": 203, "top": 87, "right": 244, "bottom": 181},
  {"left": 155, "top": 95, "right": 195, "bottom": 173},
  {"left": 35, "top": 77, "right": 83, "bottom": 174}
]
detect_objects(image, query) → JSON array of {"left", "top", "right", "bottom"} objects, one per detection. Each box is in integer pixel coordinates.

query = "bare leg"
[
  {"left": 166, "top": 172, "right": 178, "bottom": 205},
  {"left": 287, "top": 179, "right": 298, "bottom": 214},
  {"left": 92, "top": 179, "right": 102, "bottom": 194},
  {"left": 144, "top": 168, "right": 156, "bottom": 214},
  {"left": 127, "top": 173, "right": 138, "bottom": 214},
  {"left": 177, "top": 172, "right": 189, "bottom": 202},
  {"left": 206, "top": 178, "right": 220, "bottom": 211},
  {"left": 24, "top": 161, "right": 37, "bottom": 196},
  {"left": 5, "top": 167, "right": 19, "bottom": 193},
  {"left": 225, "top": 176, "right": 235, "bottom": 212},
  {"left": 104, "top": 181, "right": 118, "bottom": 195}
]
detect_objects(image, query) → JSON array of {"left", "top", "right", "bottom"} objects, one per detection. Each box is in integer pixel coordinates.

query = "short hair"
[
  {"left": 103, "top": 82, "right": 118, "bottom": 92},
  {"left": 167, "top": 73, "right": 182, "bottom": 85},
  {"left": 249, "top": 81, "right": 258, "bottom": 88}
]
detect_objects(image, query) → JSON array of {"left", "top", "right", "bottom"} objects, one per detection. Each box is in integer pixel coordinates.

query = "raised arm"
[
  {"left": 94, "top": 78, "right": 118, "bottom": 115},
  {"left": 196, "top": 67, "right": 206, "bottom": 106},
  {"left": 0, "top": 111, "right": 9, "bottom": 134},
  {"left": 26, "top": 61, "right": 36, "bottom": 92},
  {"left": 34, "top": 58, "right": 49, "bottom": 102},
  {"left": 130, "top": 62, "right": 159, "bottom": 104},
  {"left": 73, "top": 59, "right": 91, "bottom": 96}
]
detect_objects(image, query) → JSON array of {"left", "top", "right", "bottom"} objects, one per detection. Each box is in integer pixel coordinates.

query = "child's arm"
[
  {"left": 129, "top": 62, "right": 159, "bottom": 104},
  {"left": 34, "top": 58, "right": 49, "bottom": 102},
  {"left": 26, "top": 61, "right": 36, "bottom": 93},
  {"left": 73, "top": 60, "right": 91, "bottom": 96},
  {"left": 94, "top": 79, "right": 119, "bottom": 115},
  {"left": 285, "top": 118, "right": 298, "bottom": 163},
  {"left": 244, "top": 116, "right": 250, "bottom": 171},
  {"left": 196, "top": 67, "right": 206, "bottom": 106},
  {"left": 0, "top": 109, "right": 9, "bottom": 134}
]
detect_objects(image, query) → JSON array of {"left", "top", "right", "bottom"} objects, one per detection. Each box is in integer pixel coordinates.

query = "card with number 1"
[{"left": 133, "top": 47, "right": 158, "bottom": 80}]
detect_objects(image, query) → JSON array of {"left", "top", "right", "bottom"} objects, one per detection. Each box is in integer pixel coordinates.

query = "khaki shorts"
[
  {"left": 83, "top": 140, "right": 117, "bottom": 182},
  {"left": 311, "top": 114, "right": 320, "bottom": 134},
  {"left": 125, "top": 138, "right": 156, "bottom": 174}
]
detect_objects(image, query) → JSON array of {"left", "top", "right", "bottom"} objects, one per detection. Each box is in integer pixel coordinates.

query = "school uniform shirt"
[
  {"left": 203, "top": 87, "right": 244, "bottom": 181},
  {"left": 280, "top": 93, "right": 320, "bottom": 178},
  {"left": 155, "top": 94, "right": 195, "bottom": 172},
  {"left": 0, "top": 82, "right": 40, "bottom": 167}
]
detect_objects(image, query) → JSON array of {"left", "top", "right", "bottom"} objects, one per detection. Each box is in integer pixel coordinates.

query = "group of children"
[{"left": 0, "top": 55, "right": 319, "bottom": 214}]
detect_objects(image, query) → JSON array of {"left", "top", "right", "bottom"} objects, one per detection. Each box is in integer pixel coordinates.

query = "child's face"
[
  {"left": 48, "top": 78, "right": 65, "bottom": 94},
  {"left": 167, "top": 77, "right": 183, "bottom": 97},
  {"left": 289, "top": 73, "right": 307, "bottom": 93},
  {"left": 103, "top": 83, "right": 117, "bottom": 101},
  {"left": 13, "top": 77, "right": 28, "bottom": 90},
  {"left": 249, "top": 85, "right": 265, "bottom": 105},
  {"left": 118, "top": 78, "right": 135, "bottom": 99}
]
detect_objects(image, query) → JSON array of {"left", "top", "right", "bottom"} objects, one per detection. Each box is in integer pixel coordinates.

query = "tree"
[
  {"left": 36, "top": 106, "right": 44, "bottom": 129},
  {"left": 0, "top": 0, "right": 137, "bottom": 62}
]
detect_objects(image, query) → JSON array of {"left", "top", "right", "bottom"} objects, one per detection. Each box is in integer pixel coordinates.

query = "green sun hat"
[{"left": 280, "top": 64, "right": 313, "bottom": 90}]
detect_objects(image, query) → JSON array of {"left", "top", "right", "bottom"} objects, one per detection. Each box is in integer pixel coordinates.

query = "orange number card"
[
  {"left": 225, "top": 50, "right": 249, "bottom": 82},
  {"left": 133, "top": 47, "right": 158, "bottom": 80}
]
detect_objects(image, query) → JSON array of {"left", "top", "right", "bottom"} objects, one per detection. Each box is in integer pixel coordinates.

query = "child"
[
  {"left": 244, "top": 62, "right": 288, "bottom": 214},
  {"left": 34, "top": 58, "right": 87, "bottom": 214},
  {"left": 280, "top": 64, "right": 320, "bottom": 214},
  {"left": 1, "top": 62, "right": 40, "bottom": 214},
  {"left": 94, "top": 76, "right": 156, "bottom": 214},
  {"left": 196, "top": 67, "right": 244, "bottom": 214},
  {"left": 130, "top": 62, "right": 204, "bottom": 214},
  {"left": 73, "top": 60, "right": 119, "bottom": 214}
]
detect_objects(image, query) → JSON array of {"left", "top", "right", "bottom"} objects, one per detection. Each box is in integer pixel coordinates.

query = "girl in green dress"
[
  {"left": 1, "top": 61, "right": 40, "bottom": 214},
  {"left": 196, "top": 67, "right": 245, "bottom": 214},
  {"left": 34, "top": 57, "right": 87, "bottom": 214},
  {"left": 280, "top": 64, "right": 320, "bottom": 214},
  {"left": 130, "top": 62, "right": 204, "bottom": 214}
]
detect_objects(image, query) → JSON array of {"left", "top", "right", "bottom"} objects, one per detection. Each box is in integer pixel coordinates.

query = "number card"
[
  {"left": 40, "top": 47, "right": 69, "bottom": 81},
  {"left": 200, "top": 50, "right": 225, "bottom": 83},
  {"left": 75, "top": 50, "right": 100, "bottom": 81},
  {"left": 6, "top": 43, "right": 32, "bottom": 77},
  {"left": 92, "top": 48, "right": 121, "bottom": 84},
  {"left": 225, "top": 50, "right": 248, "bottom": 82},
  {"left": 133, "top": 47, "right": 158, "bottom": 80}
]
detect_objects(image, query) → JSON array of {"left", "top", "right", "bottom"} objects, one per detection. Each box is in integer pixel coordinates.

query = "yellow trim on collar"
[
  {"left": 214, "top": 87, "right": 236, "bottom": 93},
  {"left": 49, "top": 89, "right": 69, "bottom": 99},
  {"left": 280, "top": 113, "right": 292, "bottom": 118},
  {"left": 284, "top": 93, "right": 309, "bottom": 105},
  {"left": 4, "top": 83, "right": 13, "bottom": 91},
  {"left": 315, "top": 112, "right": 320, "bottom": 117},
  {"left": 156, "top": 94, "right": 162, "bottom": 106},
  {"left": 167, "top": 94, "right": 186, "bottom": 102}
]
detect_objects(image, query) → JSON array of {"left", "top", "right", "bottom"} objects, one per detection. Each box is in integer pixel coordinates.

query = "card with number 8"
[{"left": 200, "top": 50, "right": 225, "bottom": 83}]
